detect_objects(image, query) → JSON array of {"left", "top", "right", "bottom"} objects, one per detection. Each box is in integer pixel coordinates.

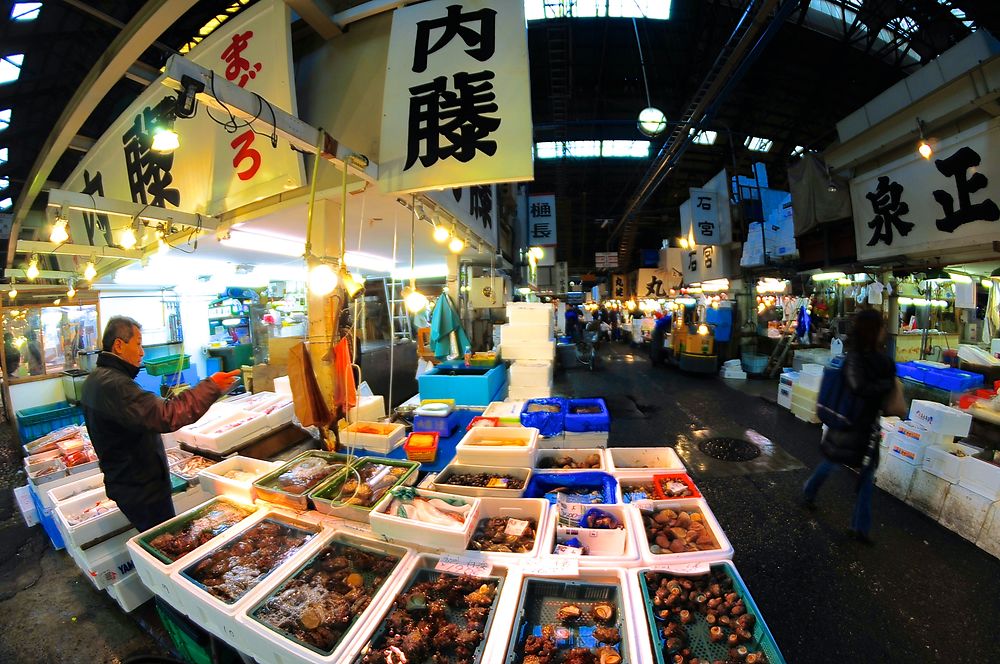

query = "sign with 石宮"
[
  {"left": 852, "top": 119, "right": 1000, "bottom": 261},
  {"left": 379, "top": 0, "right": 533, "bottom": 194}
]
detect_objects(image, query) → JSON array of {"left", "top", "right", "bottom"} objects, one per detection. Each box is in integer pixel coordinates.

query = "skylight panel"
[
  {"left": 0, "top": 109, "right": 9, "bottom": 131},
  {"left": 744, "top": 136, "right": 773, "bottom": 152},
  {"left": 0, "top": 198, "right": 11, "bottom": 211},
  {"left": 0, "top": 55, "right": 25, "bottom": 84},
  {"left": 690, "top": 129, "right": 718, "bottom": 145},
  {"left": 0, "top": 147, "right": 7, "bottom": 165},
  {"left": 11, "top": 3, "right": 42, "bottom": 22},
  {"left": 535, "top": 142, "right": 561, "bottom": 159},
  {"left": 0, "top": 177, "right": 8, "bottom": 191},
  {"left": 534, "top": 140, "right": 650, "bottom": 159},
  {"left": 525, "top": 0, "right": 670, "bottom": 21},
  {"left": 791, "top": 145, "right": 807, "bottom": 157}
]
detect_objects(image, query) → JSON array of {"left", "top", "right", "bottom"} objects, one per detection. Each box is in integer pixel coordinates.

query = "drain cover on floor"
[{"left": 698, "top": 437, "right": 761, "bottom": 462}]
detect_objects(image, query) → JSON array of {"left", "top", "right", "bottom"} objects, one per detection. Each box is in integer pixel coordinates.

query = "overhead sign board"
[
  {"left": 595, "top": 252, "right": 618, "bottom": 269},
  {"left": 426, "top": 184, "right": 499, "bottom": 249},
  {"left": 527, "top": 193, "right": 557, "bottom": 246},
  {"left": 686, "top": 188, "right": 720, "bottom": 245},
  {"left": 379, "top": 0, "right": 534, "bottom": 193},
  {"left": 684, "top": 244, "right": 731, "bottom": 283}
]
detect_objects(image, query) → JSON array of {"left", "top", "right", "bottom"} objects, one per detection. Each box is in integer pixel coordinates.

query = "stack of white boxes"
[{"left": 500, "top": 303, "right": 556, "bottom": 401}]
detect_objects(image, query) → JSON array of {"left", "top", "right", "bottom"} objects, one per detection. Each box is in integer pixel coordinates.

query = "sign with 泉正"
[
  {"left": 60, "top": 0, "right": 304, "bottom": 257},
  {"left": 852, "top": 119, "right": 1000, "bottom": 261},
  {"left": 528, "top": 194, "right": 557, "bottom": 246},
  {"left": 379, "top": 0, "right": 533, "bottom": 194},
  {"left": 685, "top": 188, "right": 720, "bottom": 245},
  {"left": 426, "top": 184, "right": 499, "bottom": 249}
]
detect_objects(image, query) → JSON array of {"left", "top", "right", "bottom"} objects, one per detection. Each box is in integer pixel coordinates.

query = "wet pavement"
[{"left": 0, "top": 342, "right": 998, "bottom": 663}]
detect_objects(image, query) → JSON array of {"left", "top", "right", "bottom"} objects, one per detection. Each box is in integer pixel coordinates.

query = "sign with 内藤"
[
  {"left": 684, "top": 188, "right": 721, "bottom": 245},
  {"left": 426, "top": 184, "right": 499, "bottom": 249},
  {"left": 852, "top": 119, "right": 1000, "bottom": 261},
  {"left": 379, "top": 0, "right": 533, "bottom": 194},
  {"left": 60, "top": 0, "right": 303, "bottom": 255},
  {"left": 528, "top": 194, "right": 557, "bottom": 246}
]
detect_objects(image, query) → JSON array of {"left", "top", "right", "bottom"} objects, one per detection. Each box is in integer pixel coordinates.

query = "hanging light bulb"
[
  {"left": 403, "top": 286, "right": 428, "bottom": 313},
  {"left": 308, "top": 263, "right": 338, "bottom": 295},
  {"left": 529, "top": 247, "right": 544, "bottom": 260},
  {"left": 83, "top": 260, "right": 97, "bottom": 281},
  {"left": 918, "top": 141, "right": 933, "bottom": 159},
  {"left": 53, "top": 298, "right": 62, "bottom": 305},
  {"left": 433, "top": 224, "right": 450, "bottom": 243},
  {"left": 66, "top": 280, "right": 76, "bottom": 299},
  {"left": 7, "top": 279, "right": 16, "bottom": 299},
  {"left": 448, "top": 236, "right": 465, "bottom": 253},
  {"left": 119, "top": 225, "right": 137, "bottom": 249},
  {"left": 26, "top": 255, "right": 39, "bottom": 280},
  {"left": 151, "top": 127, "right": 180, "bottom": 153},
  {"left": 339, "top": 266, "right": 364, "bottom": 298},
  {"left": 50, "top": 218, "right": 69, "bottom": 244}
]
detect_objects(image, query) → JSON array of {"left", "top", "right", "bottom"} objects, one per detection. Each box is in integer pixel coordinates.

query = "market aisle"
[
  {"left": 556, "top": 342, "right": 1000, "bottom": 664},
  {"left": 0, "top": 425, "right": 168, "bottom": 663}
]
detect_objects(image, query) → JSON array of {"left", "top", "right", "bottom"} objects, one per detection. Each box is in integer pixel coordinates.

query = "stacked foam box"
[
  {"left": 502, "top": 303, "right": 556, "bottom": 400},
  {"left": 777, "top": 371, "right": 798, "bottom": 409}
]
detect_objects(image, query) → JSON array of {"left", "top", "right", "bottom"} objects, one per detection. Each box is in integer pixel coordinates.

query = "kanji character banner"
[
  {"left": 852, "top": 119, "right": 1000, "bottom": 261},
  {"left": 527, "top": 194, "right": 557, "bottom": 247},
  {"left": 426, "top": 184, "right": 499, "bottom": 249},
  {"left": 60, "top": 0, "right": 303, "bottom": 248},
  {"left": 685, "top": 188, "right": 720, "bottom": 245},
  {"left": 379, "top": 0, "right": 533, "bottom": 194}
]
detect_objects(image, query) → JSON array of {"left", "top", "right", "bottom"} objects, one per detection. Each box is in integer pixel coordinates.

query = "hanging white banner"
[
  {"left": 684, "top": 244, "right": 731, "bottom": 283},
  {"left": 852, "top": 119, "right": 1000, "bottom": 261},
  {"left": 683, "top": 188, "right": 721, "bottom": 245},
  {"left": 425, "top": 184, "right": 499, "bottom": 249},
  {"left": 379, "top": 0, "right": 534, "bottom": 194},
  {"left": 527, "top": 193, "right": 557, "bottom": 246},
  {"left": 61, "top": 0, "right": 304, "bottom": 256}
]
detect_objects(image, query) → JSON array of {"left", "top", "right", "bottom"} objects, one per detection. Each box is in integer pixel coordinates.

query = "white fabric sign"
[
  {"left": 555, "top": 261, "right": 569, "bottom": 294},
  {"left": 636, "top": 268, "right": 675, "bottom": 297},
  {"left": 684, "top": 188, "right": 721, "bottom": 244},
  {"left": 379, "top": 0, "right": 533, "bottom": 193},
  {"left": 684, "top": 244, "right": 731, "bottom": 283},
  {"left": 426, "top": 185, "right": 499, "bottom": 249},
  {"left": 853, "top": 119, "right": 1000, "bottom": 261},
  {"left": 528, "top": 194, "right": 557, "bottom": 246}
]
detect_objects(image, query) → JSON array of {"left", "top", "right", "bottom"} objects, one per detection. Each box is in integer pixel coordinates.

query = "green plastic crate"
[
  {"left": 144, "top": 354, "right": 191, "bottom": 377},
  {"left": 16, "top": 401, "right": 84, "bottom": 443}
]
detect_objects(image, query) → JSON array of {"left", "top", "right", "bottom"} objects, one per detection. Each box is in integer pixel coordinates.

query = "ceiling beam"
[
  {"left": 6, "top": 268, "right": 80, "bottom": 280},
  {"left": 66, "top": 135, "right": 96, "bottom": 153},
  {"left": 47, "top": 190, "right": 220, "bottom": 231},
  {"left": 16, "top": 240, "right": 144, "bottom": 260},
  {"left": 124, "top": 61, "right": 161, "bottom": 86},
  {"left": 6, "top": 0, "right": 200, "bottom": 269},
  {"left": 284, "top": 0, "right": 342, "bottom": 39}
]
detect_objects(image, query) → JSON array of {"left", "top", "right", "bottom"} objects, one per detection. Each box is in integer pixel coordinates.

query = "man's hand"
[{"left": 210, "top": 369, "right": 241, "bottom": 391}]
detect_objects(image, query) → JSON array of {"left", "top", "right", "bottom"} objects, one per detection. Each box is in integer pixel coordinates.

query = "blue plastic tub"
[
  {"left": 521, "top": 397, "right": 568, "bottom": 437},
  {"left": 418, "top": 363, "right": 509, "bottom": 406},
  {"left": 27, "top": 483, "right": 65, "bottom": 550},
  {"left": 16, "top": 401, "right": 84, "bottom": 444},
  {"left": 523, "top": 471, "right": 618, "bottom": 504},
  {"left": 896, "top": 362, "right": 930, "bottom": 382},
  {"left": 565, "top": 398, "right": 610, "bottom": 432},
  {"left": 413, "top": 411, "right": 461, "bottom": 437},
  {"left": 742, "top": 353, "right": 768, "bottom": 374},
  {"left": 923, "top": 367, "right": 983, "bottom": 391}
]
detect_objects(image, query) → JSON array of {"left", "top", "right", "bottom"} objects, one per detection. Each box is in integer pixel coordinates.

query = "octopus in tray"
[
  {"left": 185, "top": 519, "right": 313, "bottom": 604},
  {"left": 147, "top": 502, "right": 254, "bottom": 562},
  {"left": 538, "top": 453, "right": 603, "bottom": 470},
  {"left": 358, "top": 573, "right": 498, "bottom": 664},
  {"left": 253, "top": 542, "right": 401, "bottom": 654},
  {"left": 335, "top": 463, "right": 408, "bottom": 507},
  {"left": 272, "top": 456, "right": 340, "bottom": 495},
  {"left": 469, "top": 516, "right": 537, "bottom": 553}
]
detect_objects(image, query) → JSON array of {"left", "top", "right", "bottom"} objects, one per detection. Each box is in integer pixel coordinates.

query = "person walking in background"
[
  {"left": 565, "top": 305, "right": 580, "bottom": 342},
  {"left": 802, "top": 308, "right": 905, "bottom": 544}
]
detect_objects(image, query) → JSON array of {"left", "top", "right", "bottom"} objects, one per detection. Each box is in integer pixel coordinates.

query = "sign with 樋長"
[
  {"left": 528, "top": 194, "right": 557, "bottom": 246},
  {"left": 379, "top": 0, "right": 534, "bottom": 194}
]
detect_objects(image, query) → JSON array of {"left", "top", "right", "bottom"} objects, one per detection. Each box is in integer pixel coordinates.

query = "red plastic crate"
[{"left": 652, "top": 473, "right": 702, "bottom": 499}]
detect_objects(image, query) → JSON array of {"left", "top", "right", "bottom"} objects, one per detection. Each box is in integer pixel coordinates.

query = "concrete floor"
[{"left": 1, "top": 343, "right": 999, "bottom": 663}]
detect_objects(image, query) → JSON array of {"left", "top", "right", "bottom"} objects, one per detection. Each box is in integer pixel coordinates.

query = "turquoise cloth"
[{"left": 430, "top": 293, "right": 471, "bottom": 358}]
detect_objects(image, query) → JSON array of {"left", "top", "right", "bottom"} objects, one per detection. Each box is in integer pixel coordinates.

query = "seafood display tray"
[
  {"left": 634, "top": 562, "right": 786, "bottom": 664},
  {"left": 465, "top": 497, "right": 550, "bottom": 560},
  {"left": 535, "top": 448, "right": 607, "bottom": 473},
  {"left": 370, "top": 488, "right": 482, "bottom": 553},
  {"left": 433, "top": 463, "right": 533, "bottom": 498},
  {"left": 309, "top": 457, "right": 419, "bottom": 522},
  {"left": 542, "top": 503, "right": 639, "bottom": 566},
  {"left": 198, "top": 456, "right": 281, "bottom": 503},
  {"left": 628, "top": 498, "right": 735, "bottom": 565},
  {"left": 604, "top": 447, "right": 685, "bottom": 473},
  {"left": 253, "top": 451, "right": 353, "bottom": 511}
]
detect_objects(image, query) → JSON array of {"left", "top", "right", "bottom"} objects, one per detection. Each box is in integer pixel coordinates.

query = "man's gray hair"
[{"left": 102, "top": 316, "right": 142, "bottom": 352}]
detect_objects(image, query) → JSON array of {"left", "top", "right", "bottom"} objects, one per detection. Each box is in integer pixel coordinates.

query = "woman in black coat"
[{"left": 802, "top": 309, "right": 899, "bottom": 544}]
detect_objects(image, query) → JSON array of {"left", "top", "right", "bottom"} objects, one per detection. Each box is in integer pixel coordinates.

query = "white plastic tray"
[
  {"left": 454, "top": 426, "right": 539, "bottom": 468},
  {"left": 106, "top": 568, "right": 153, "bottom": 612},
  {"left": 67, "top": 527, "right": 138, "bottom": 590},
  {"left": 45, "top": 472, "right": 105, "bottom": 511},
  {"left": 230, "top": 391, "right": 295, "bottom": 428},
  {"left": 173, "top": 403, "right": 244, "bottom": 446},
  {"left": 432, "top": 463, "right": 532, "bottom": 498},
  {"left": 612, "top": 471, "right": 665, "bottom": 504},
  {"left": 198, "top": 456, "right": 281, "bottom": 503},
  {"left": 628, "top": 498, "right": 734, "bottom": 564},
  {"left": 464, "top": 497, "right": 550, "bottom": 560},
  {"left": 958, "top": 454, "right": 1000, "bottom": 501},
  {"left": 605, "top": 447, "right": 686, "bottom": 472},
  {"left": 54, "top": 487, "right": 129, "bottom": 550},
  {"left": 189, "top": 410, "right": 270, "bottom": 454},
  {"left": 30, "top": 466, "right": 101, "bottom": 509},
  {"left": 535, "top": 448, "right": 607, "bottom": 473},
  {"left": 370, "top": 488, "right": 481, "bottom": 553},
  {"left": 540, "top": 503, "right": 639, "bottom": 567},
  {"left": 340, "top": 421, "right": 407, "bottom": 454}
]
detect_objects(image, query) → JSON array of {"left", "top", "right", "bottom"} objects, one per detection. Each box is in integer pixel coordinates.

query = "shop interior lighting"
[
  {"left": 52, "top": 298, "right": 61, "bottom": 305},
  {"left": 448, "top": 235, "right": 465, "bottom": 254},
  {"left": 7, "top": 279, "right": 16, "bottom": 299},
  {"left": 221, "top": 229, "right": 304, "bottom": 257},
  {"left": 675, "top": 297, "right": 697, "bottom": 305},
  {"left": 339, "top": 267, "right": 364, "bottom": 298},
  {"left": 432, "top": 223, "right": 450, "bottom": 243},
  {"left": 66, "top": 280, "right": 76, "bottom": 299},
  {"left": 83, "top": 259, "right": 97, "bottom": 282},
  {"left": 897, "top": 296, "right": 914, "bottom": 305},
  {"left": 25, "top": 254, "right": 39, "bottom": 280},
  {"left": 119, "top": 223, "right": 138, "bottom": 250},
  {"left": 853, "top": 273, "right": 868, "bottom": 282},
  {"left": 701, "top": 278, "right": 730, "bottom": 292},
  {"left": 307, "top": 262, "right": 338, "bottom": 295},
  {"left": 151, "top": 126, "right": 180, "bottom": 153},
  {"left": 529, "top": 247, "right": 545, "bottom": 260},
  {"left": 49, "top": 215, "right": 69, "bottom": 244},
  {"left": 638, "top": 107, "right": 667, "bottom": 137},
  {"left": 756, "top": 278, "right": 788, "bottom": 293},
  {"left": 678, "top": 237, "right": 689, "bottom": 249},
  {"left": 981, "top": 278, "right": 992, "bottom": 289},
  {"left": 811, "top": 271, "right": 846, "bottom": 282},
  {"left": 917, "top": 118, "right": 933, "bottom": 159},
  {"left": 697, "top": 324, "right": 710, "bottom": 336},
  {"left": 946, "top": 273, "right": 972, "bottom": 283}
]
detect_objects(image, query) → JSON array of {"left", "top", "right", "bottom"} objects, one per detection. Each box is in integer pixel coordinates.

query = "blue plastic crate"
[
  {"left": 16, "top": 401, "right": 84, "bottom": 444},
  {"left": 27, "top": 483, "right": 65, "bottom": 550},
  {"left": 521, "top": 398, "right": 568, "bottom": 437},
  {"left": 742, "top": 353, "right": 768, "bottom": 374},
  {"left": 565, "top": 398, "right": 610, "bottom": 432},
  {"left": 923, "top": 367, "right": 983, "bottom": 391},
  {"left": 413, "top": 411, "right": 461, "bottom": 437},
  {"left": 523, "top": 471, "right": 618, "bottom": 504},
  {"left": 417, "top": 363, "right": 509, "bottom": 406},
  {"left": 896, "top": 362, "right": 930, "bottom": 382}
]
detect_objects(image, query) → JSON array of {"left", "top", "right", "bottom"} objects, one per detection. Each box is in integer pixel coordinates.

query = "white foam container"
[
  {"left": 347, "top": 395, "right": 386, "bottom": 423},
  {"left": 958, "top": 455, "right": 1000, "bottom": 501},
  {"left": 233, "top": 529, "right": 416, "bottom": 664},
  {"left": 168, "top": 510, "right": 328, "bottom": 641},
  {"left": 127, "top": 497, "right": 261, "bottom": 611},
  {"left": 629, "top": 499, "right": 734, "bottom": 564},
  {"left": 68, "top": 527, "right": 139, "bottom": 590},
  {"left": 13, "top": 485, "right": 38, "bottom": 527},
  {"left": 106, "top": 569, "right": 153, "bottom": 612},
  {"left": 541, "top": 430, "right": 609, "bottom": 449},
  {"left": 484, "top": 400, "right": 525, "bottom": 426},
  {"left": 45, "top": 472, "right": 105, "bottom": 511},
  {"left": 340, "top": 422, "right": 407, "bottom": 454},
  {"left": 909, "top": 399, "right": 973, "bottom": 436},
  {"left": 173, "top": 403, "right": 244, "bottom": 446},
  {"left": 500, "top": 340, "right": 555, "bottom": 361},
  {"left": 454, "top": 426, "right": 539, "bottom": 468},
  {"left": 535, "top": 448, "right": 606, "bottom": 473},
  {"left": 370, "top": 488, "right": 481, "bottom": 553},
  {"left": 895, "top": 420, "right": 955, "bottom": 448},
  {"left": 432, "top": 463, "right": 533, "bottom": 498},
  {"left": 54, "top": 487, "right": 129, "bottom": 550},
  {"left": 198, "top": 456, "right": 281, "bottom": 503},
  {"left": 231, "top": 391, "right": 295, "bottom": 428},
  {"left": 977, "top": 501, "right": 1000, "bottom": 559},
  {"left": 506, "top": 302, "right": 554, "bottom": 329},
  {"left": 27, "top": 458, "right": 67, "bottom": 486},
  {"left": 904, "top": 468, "right": 952, "bottom": 520},
  {"left": 464, "top": 497, "right": 550, "bottom": 560},
  {"left": 500, "top": 324, "right": 552, "bottom": 345},
  {"left": 887, "top": 430, "right": 931, "bottom": 466},
  {"left": 508, "top": 385, "right": 552, "bottom": 400},
  {"left": 189, "top": 410, "right": 270, "bottom": 454},
  {"left": 612, "top": 471, "right": 664, "bottom": 504},
  {"left": 541, "top": 503, "right": 638, "bottom": 566},
  {"left": 173, "top": 486, "right": 211, "bottom": 515},
  {"left": 605, "top": 447, "right": 685, "bottom": 472},
  {"left": 938, "top": 483, "right": 992, "bottom": 542},
  {"left": 875, "top": 454, "right": 918, "bottom": 500},
  {"left": 923, "top": 443, "right": 981, "bottom": 483},
  {"left": 509, "top": 360, "right": 554, "bottom": 388}
]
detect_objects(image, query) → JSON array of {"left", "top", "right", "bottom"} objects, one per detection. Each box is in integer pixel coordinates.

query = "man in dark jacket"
[{"left": 81, "top": 316, "right": 239, "bottom": 531}]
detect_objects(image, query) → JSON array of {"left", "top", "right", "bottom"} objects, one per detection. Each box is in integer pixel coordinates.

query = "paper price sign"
[
  {"left": 505, "top": 518, "right": 531, "bottom": 536},
  {"left": 435, "top": 555, "right": 493, "bottom": 578},
  {"left": 520, "top": 557, "right": 580, "bottom": 577}
]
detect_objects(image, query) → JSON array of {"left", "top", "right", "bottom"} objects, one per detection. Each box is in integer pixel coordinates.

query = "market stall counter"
[{"left": 350, "top": 408, "right": 480, "bottom": 473}]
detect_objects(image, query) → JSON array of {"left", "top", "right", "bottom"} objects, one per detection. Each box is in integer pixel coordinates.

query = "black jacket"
[
  {"left": 81, "top": 352, "right": 221, "bottom": 508},
  {"left": 820, "top": 349, "right": 896, "bottom": 467}
]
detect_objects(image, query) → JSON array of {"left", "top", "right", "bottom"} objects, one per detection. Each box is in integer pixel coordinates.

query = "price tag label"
[
  {"left": 553, "top": 544, "right": 584, "bottom": 556},
  {"left": 435, "top": 554, "right": 493, "bottom": 578},
  {"left": 486, "top": 477, "right": 510, "bottom": 488},
  {"left": 504, "top": 518, "right": 530, "bottom": 536},
  {"left": 632, "top": 499, "right": 655, "bottom": 512},
  {"left": 557, "top": 497, "right": 588, "bottom": 526},
  {"left": 521, "top": 557, "right": 580, "bottom": 576}
]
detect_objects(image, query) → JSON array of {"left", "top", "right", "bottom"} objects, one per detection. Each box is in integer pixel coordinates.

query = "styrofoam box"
[
  {"left": 895, "top": 420, "right": 955, "bottom": 449},
  {"left": 233, "top": 529, "right": 416, "bottom": 664},
  {"left": 454, "top": 426, "right": 539, "bottom": 468},
  {"left": 798, "top": 366, "right": 824, "bottom": 391},
  {"left": 887, "top": 430, "right": 931, "bottom": 466},
  {"left": 340, "top": 422, "right": 407, "bottom": 455},
  {"left": 347, "top": 395, "right": 386, "bottom": 423},
  {"left": 370, "top": 488, "right": 481, "bottom": 553},
  {"left": 44, "top": 472, "right": 105, "bottom": 511},
  {"left": 127, "top": 497, "right": 260, "bottom": 611},
  {"left": 168, "top": 509, "right": 328, "bottom": 642},
  {"left": 506, "top": 302, "right": 554, "bottom": 328},
  {"left": 173, "top": 403, "right": 244, "bottom": 445},
  {"left": 341, "top": 553, "right": 525, "bottom": 664},
  {"left": 909, "top": 399, "right": 973, "bottom": 437},
  {"left": 106, "top": 569, "right": 153, "bottom": 612},
  {"left": 923, "top": 443, "right": 982, "bottom": 483},
  {"left": 976, "top": 501, "right": 1000, "bottom": 559},
  {"left": 777, "top": 385, "right": 792, "bottom": 409},
  {"left": 463, "top": 497, "right": 550, "bottom": 560},
  {"left": 613, "top": 471, "right": 667, "bottom": 504},
  {"left": 68, "top": 527, "right": 139, "bottom": 590},
  {"left": 542, "top": 431, "right": 609, "bottom": 449},
  {"left": 938, "top": 483, "right": 992, "bottom": 542},
  {"left": 484, "top": 400, "right": 525, "bottom": 426},
  {"left": 231, "top": 391, "right": 295, "bottom": 429},
  {"left": 500, "top": 340, "right": 556, "bottom": 361},
  {"left": 875, "top": 454, "right": 918, "bottom": 501},
  {"left": 509, "top": 360, "right": 554, "bottom": 387},
  {"left": 535, "top": 448, "right": 606, "bottom": 473},
  {"left": 958, "top": 455, "right": 1000, "bottom": 501},
  {"left": 172, "top": 486, "right": 211, "bottom": 515},
  {"left": 508, "top": 385, "right": 552, "bottom": 400},
  {"left": 13, "top": 485, "right": 38, "bottom": 527},
  {"left": 542, "top": 503, "right": 638, "bottom": 566},
  {"left": 500, "top": 324, "right": 552, "bottom": 346},
  {"left": 189, "top": 410, "right": 269, "bottom": 455},
  {"left": 879, "top": 417, "right": 901, "bottom": 449},
  {"left": 605, "top": 447, "right": 685, "bottom": 473},
  {"left": 904, "top": 468, "right": 952, "bottom": 521},
  {"left": 432, "top": 463, "right": 533, "bottom": 498},
  {"left": 54, "top": 487, "right": 129, "bottom": 550},
  {"left": 198, "top": 456, "right": 281, "bottom": 504},
  {"left": 628, "top": 498, "right": 734, "bottom": 564}
]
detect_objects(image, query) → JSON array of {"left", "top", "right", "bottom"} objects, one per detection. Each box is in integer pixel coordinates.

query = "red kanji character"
[
  {"left": 231, "top": 129, "right": 261, "bottom": 181},
  {"left": 221, "top": 31, "right": 262, "bottom": 88}
]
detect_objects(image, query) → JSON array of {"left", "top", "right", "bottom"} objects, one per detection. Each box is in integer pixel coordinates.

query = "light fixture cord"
[
  {"left": 410, "top": 194, "right": 416, "bottom": 292},
  {"left": 340, "top": 155, "right": 349, "bottom": 266},
  {"left": 389, "top": 208, "right": 398, "bottom": 414},
  {"left": 303, "top": 132, "right": 324, "bottom": 261},
  {"left": 633, "top": 17, "right": 652, "bottom": 109}
]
